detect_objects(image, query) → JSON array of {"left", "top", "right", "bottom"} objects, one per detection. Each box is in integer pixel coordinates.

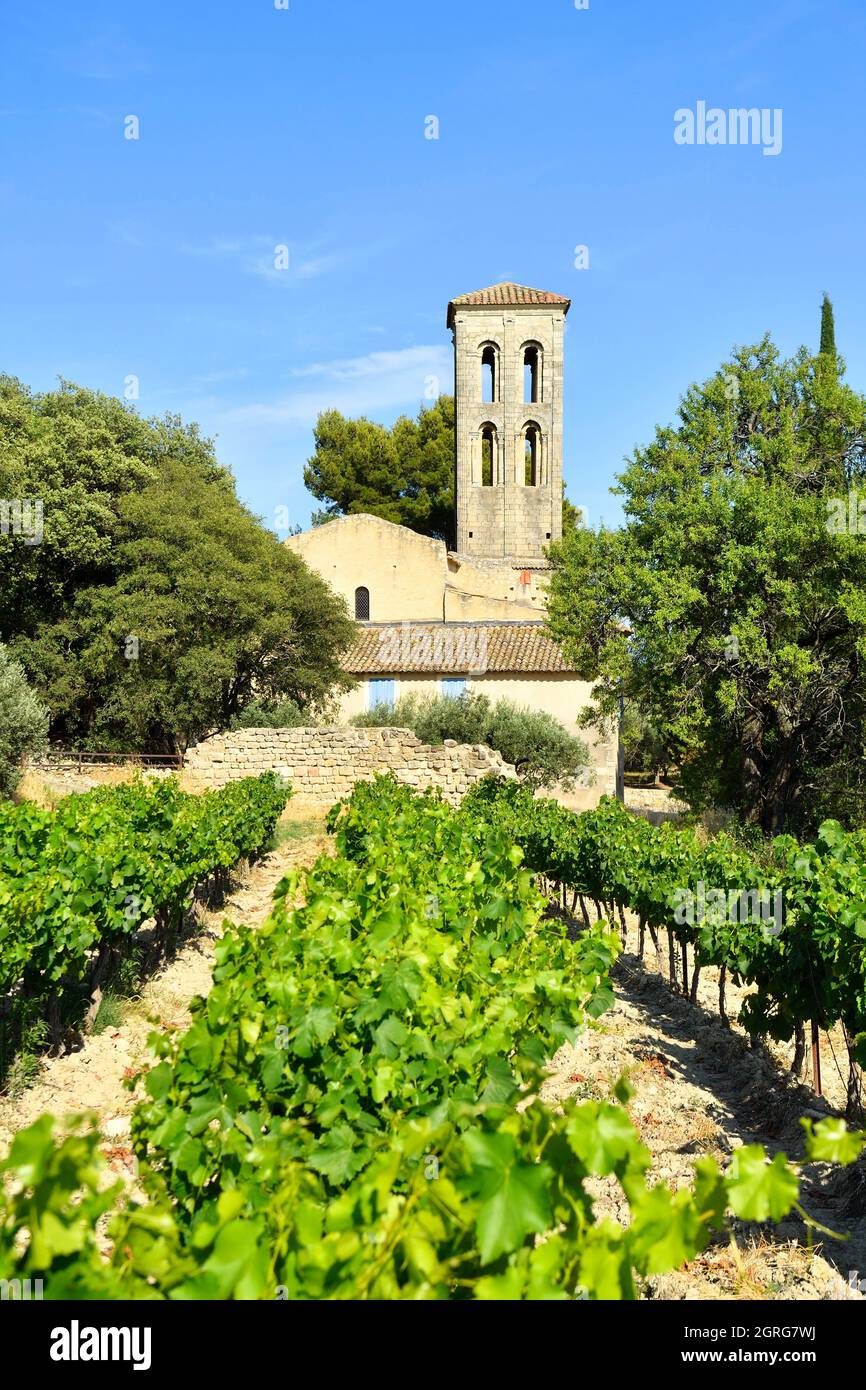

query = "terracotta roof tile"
[
  {"left": 344, "top": 622, "right": 572, "bottom": 675},
  {"left": 447, "top": 282, "right": 571, "bottom": 325}
]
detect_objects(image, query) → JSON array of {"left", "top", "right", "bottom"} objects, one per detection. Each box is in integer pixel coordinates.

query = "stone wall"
[
  {"left": 24, "top": 757, "right": 175, "bottom": 796},
  {"left": 623, "top": 786, "right": 688, "bottom": 825},
  {"left": 182, "top": 726, "right": 516, "bottom": 806}
]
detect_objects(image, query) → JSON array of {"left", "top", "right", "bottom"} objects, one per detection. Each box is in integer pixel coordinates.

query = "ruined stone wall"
[
  {"left": 182, "top": 726, "right": 516, "bottom": 806},
  {"left": 24, "top": 758, "right": 175, "bottom": 796}
]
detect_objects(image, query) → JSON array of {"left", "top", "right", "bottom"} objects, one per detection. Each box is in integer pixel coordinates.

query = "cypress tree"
[{"left": 820, "top": 293, "right": 837, "bottom": 356}]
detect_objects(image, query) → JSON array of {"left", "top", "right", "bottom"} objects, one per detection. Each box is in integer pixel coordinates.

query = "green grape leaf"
[
  {"left": 463, "top": 1130, "right": 553, "bottom": 1263},
  {"left": 726, "top": 1146, "right": 799, "bottom": 1222},
  {"left": 802, "top": 1117, "right": 866, "bottom": 1166}
]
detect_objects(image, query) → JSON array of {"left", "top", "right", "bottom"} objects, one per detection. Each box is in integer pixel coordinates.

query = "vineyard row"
[
  {"left": 461, "top": 781, "right": 866, "bottom": 1116},
  {"left": 1, "top": 775, "right": 860, "bottom": 1300}
]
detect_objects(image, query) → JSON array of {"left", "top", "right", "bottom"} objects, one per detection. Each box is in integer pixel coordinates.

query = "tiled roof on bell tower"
[{"left": 447, "top": 282, "right": 571, "bottom": 327}]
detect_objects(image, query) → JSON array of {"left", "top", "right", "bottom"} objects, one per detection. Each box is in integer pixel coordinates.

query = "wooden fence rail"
[{"left": 30, "top": 750, "right": 185, "bottom": 771}]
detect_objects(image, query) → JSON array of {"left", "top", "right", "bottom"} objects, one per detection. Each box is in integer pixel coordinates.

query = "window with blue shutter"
[
  {"left": 369, "top": 678, "right": 395, "bottom": 710},
  {"left": 441, "top": 678, "right": 467, "bottom": 699}
]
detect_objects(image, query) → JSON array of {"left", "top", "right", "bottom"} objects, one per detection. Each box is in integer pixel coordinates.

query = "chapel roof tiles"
[{"left": 344, "top": 621, "right": 572, "bottom": 675}]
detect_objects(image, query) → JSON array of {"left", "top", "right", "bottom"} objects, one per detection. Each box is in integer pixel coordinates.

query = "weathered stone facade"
[
  {"left": 287, "top": 513, "right": 549, "bottom": 623},
  {"left": 182, "top": 726, "right": 517, "bottom": 806},
  {"left": 448, "top": 284, "right": 569, "bottom": 565},
  {"left": 282, "top": 281, "right": 622, "bottom": 811}
]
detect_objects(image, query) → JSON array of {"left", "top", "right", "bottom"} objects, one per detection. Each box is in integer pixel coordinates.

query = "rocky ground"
[{"left": 544, "top": 916, "right": 866, "bottom": 1301}]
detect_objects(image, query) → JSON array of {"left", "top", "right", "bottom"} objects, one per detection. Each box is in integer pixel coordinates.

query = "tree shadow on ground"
[{"left": 611, "top": 946, "right": 866, "bottom": 1293}]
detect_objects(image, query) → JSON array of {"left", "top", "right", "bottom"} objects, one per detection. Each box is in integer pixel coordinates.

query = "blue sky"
[{"left": 1, "top": 0, "right": 864, "bottom": 534}]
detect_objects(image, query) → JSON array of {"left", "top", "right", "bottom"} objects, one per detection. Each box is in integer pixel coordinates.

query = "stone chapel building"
[{"left": 287, "top": 281, "right": 620, "bottom": 807}]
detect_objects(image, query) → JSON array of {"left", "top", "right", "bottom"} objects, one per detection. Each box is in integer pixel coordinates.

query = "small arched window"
[
  {"left": 523, "top": 424, "right": 541, "bottom": 487},
  {"left": 522, "top": 344, "right": 542, "bottom": 403},
  {"left": 480, "top": 343, "right": 498, "bottom": 403},
  {"left": 480, "top": 424, "right": 497, "bottom": 486},
  {"left": 354, "top": 585, "right": 370, "bottom": 620}
]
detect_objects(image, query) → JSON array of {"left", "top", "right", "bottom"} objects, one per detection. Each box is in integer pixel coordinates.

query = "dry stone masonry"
[
  {"left": 182, "top": 726, "right": 517, "bottom": 806},
  {"left": 448, "top": 283, "right": 570, "bottom": 566}
]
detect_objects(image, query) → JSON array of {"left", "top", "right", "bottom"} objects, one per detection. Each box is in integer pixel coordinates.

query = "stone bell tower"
[{"left": 447, "top": 281, "right": 570, "bottom": 566}]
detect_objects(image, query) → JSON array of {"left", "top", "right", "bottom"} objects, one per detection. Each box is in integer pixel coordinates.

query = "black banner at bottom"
[{"left": 0, "top": 1296, "right": 858, "bottom": 1376}]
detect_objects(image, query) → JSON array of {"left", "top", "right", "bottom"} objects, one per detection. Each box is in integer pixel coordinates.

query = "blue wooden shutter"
[{"left": 369, "top": 678, "right": 395, "bottom": 709}]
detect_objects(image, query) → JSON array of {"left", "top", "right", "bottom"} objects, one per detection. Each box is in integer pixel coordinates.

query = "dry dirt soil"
[{"left": 544, "top": 916, "right": 866, "bottom": 1301}]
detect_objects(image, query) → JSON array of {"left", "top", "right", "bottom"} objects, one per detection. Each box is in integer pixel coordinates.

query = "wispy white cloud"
[
  {"left": 61, "top": 105, "right": 114, "bottom": 124},
  {"left": 288, "top": 347, "right": 442, "bottom": 382},
  {"left": 191, "top": 366, "right": 253, "bottom": 387},
  {"left": 292, "top": 252, "right": 347, "bottom": 281},
  {"left": 214, "top": 345, "right": 451, "bottom": 430},
  {"left": 180, "top": 234, "right": 346, "bottom": 284},
  {"left": 0, "top": 104, "right": 112, "bottom": 121}
]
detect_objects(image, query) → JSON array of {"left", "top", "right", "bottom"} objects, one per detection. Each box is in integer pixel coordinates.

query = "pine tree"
[{"left": 820, "top": 293, "right": 837, "bottom": 356}]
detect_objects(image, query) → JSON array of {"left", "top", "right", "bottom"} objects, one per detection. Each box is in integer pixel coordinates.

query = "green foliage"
[
  {"left": 481, "top": 431, "right": 494, "bottom": 488},
  {"left": 0, "top": 774, "right": 290, "bottom": 1033},
  {"left": 771, "top": 820, "right": 866, "bottom": 1057},
  {"left": 90, "top": 988, "right": 129, "bottom": 1036},
  {"left": 0, "top": 996, "right": 48, "bottom": 1097},
  {"left": 462, "top": 779, "right": 866, "bottom": 1080},
  {"left": 561, "top": 487, "right": 584, "bottom": 533},
  {"left": 354, "top": 690, "right": 482, "bottom": 739},
  {"left": 0, "top": 378, "right": 355, "bottom": 751},
  {"left": 134, "top": 776, "right": 618, "bottom": 1211},
  {"left": 820, "top": 293, "right": 837, "bottom": 358},
  {"left": 304, "top": 396, "right": 457, "bottom": 543},
  {"left": 483, "top": 699, "right": 590, "bottom": 791},
  {"left": 4, "top": 775, "right": 860, "bottom": 1300},
  {"left": 351, "top": 691, "right": 590, "bottom": 791},
  {"left": 0, "top": 642, "right": 48, "bottom": 797},
  {"left": 545, "top": 335, "right": 866, "bottom": 835},
  {"left": 620, "top": 700, "right": 670, "bottom": 778},
  {"left": 0, "top": 1116, "right": 125, "bottom": 1299},
  {"left": 227, "top": 698, "right": 308, "bottom": 730},
  {"left": 304, "top": 395, "right": 577, "bottom": 542}
]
